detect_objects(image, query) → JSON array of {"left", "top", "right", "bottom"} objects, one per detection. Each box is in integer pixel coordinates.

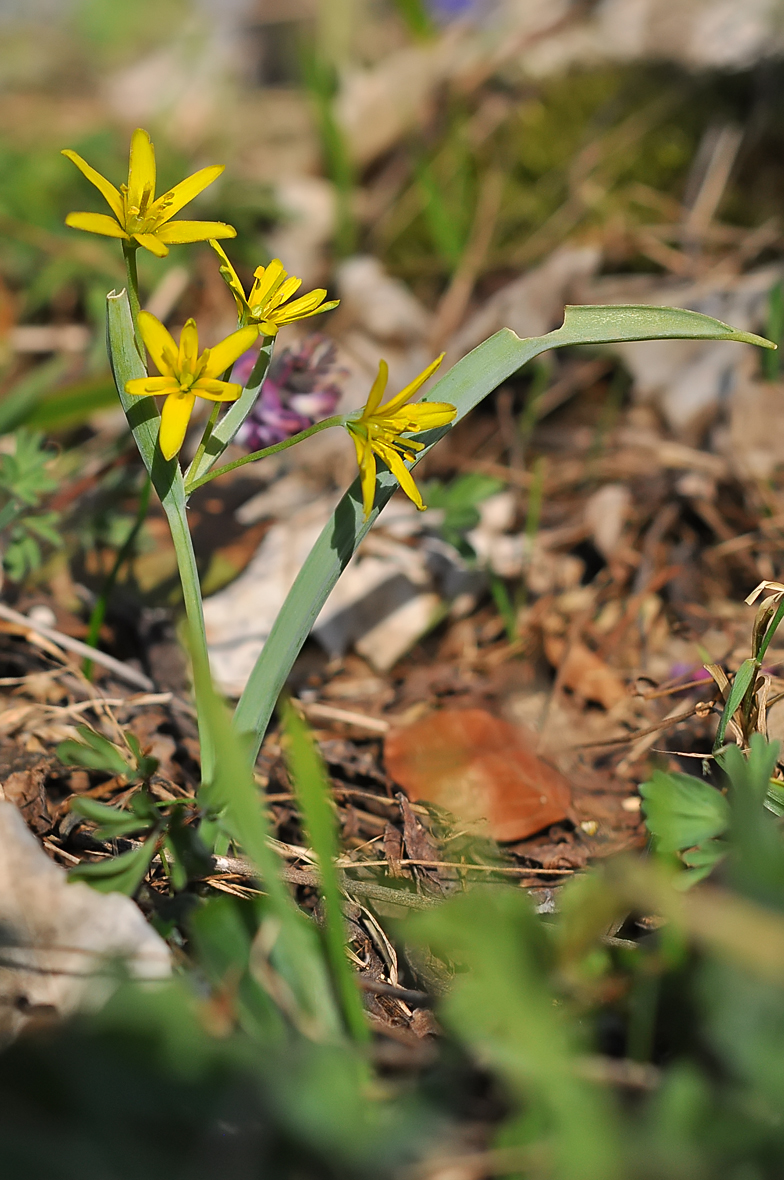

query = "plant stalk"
[{"left": 184, "top": 416, "right": 344, "bottom": 495}]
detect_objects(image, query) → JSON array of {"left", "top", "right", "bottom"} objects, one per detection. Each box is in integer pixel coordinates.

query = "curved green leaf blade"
[
  {"left": 106, "top": 289, "right": 215, "bottom": 779},
  {"left": 552, "top": 304, "right": 775, "bottom": 349},
  {"left": 69, "top": 837, "right": 158, "bottom": 895},
  {"left": 714, "top": 658, "right": 758, "bottom": 752},
  {"left": 233, "top": 307, "right": 773, "bottom": 759}
]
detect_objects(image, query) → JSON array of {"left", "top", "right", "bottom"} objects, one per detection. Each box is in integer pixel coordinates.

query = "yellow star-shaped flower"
[
  {"left": 125, "top": 311, "right": 258, "bottom": 460},
  {"left": 346, "top": 355, "right": 456, "bottom": 519},
  {"left": 62, "top": 129, "right": 236, "bottom": 258},
  {"left": 210, "top": 240, "right": 339, "bottom": 335}
]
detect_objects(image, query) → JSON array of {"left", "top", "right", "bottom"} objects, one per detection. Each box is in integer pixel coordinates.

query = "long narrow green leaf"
[
  {"left": 714, "top": 657, "right": 758, "bottom": 752},
  {"left": 194, "top": 657, "right": 342, "bottom": 1039},
  {"left": 106, "top": 289, "right": 215, "bottom": 779},
  {"left": 282, "top": 701, "right": 368, "bottom": 1042},
  {"left": 0, "top": 356, "right": 69, "bottom": 435},
  {"left": 233, "top": 306, "right": 774, "bottom": 759}
]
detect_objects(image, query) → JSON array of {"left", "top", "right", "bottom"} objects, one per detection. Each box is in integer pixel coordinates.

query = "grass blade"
[
  {"left": 193, "top": 659, "right": 342, "bottom": 1040},
  {"left": 281, "top": 701, "right": 368, "bottom": 1042}
]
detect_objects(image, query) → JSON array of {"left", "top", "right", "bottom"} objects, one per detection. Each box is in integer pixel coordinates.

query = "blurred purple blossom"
[
  {"left": 235, "top": 336, "right": 344, "bottom": 452},
  {"left": 427, "top": 0, "right": 486, "bottom": 21}
]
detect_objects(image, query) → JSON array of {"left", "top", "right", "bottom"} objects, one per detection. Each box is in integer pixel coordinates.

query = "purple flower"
[
  {"left": 235, "top": 335, "right": 344, "bottom": 451},
  {"left": 427, "top": 0, "right": 486, "bottom": 21}
]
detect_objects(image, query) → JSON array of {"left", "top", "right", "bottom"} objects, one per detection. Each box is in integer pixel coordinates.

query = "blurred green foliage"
[{"left": 10, "top": 705, "right": 784, "bottom": 1177}]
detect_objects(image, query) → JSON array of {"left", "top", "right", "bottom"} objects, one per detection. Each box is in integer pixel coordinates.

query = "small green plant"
[
  {"left": 0, "top": 429, "right": 61, "bottom": 582},
  {"left": 60, "top": 725, "right": 211, "bottom": 896},
  {"left": 422, "top": 470, "right": 505, "bottom": 557}
]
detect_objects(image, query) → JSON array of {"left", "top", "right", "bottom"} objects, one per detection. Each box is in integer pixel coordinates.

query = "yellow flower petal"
[
  {"left": 265, "top": 275, "right": 303, "bottom": 313},
  {"left": 156, "top": 220, "right": 236, "bottom": 244},
  {"left": 363, "top": 361, "right": 388, "bottom": 417},
  {"left": 149, "top": 165, "right": 225, "bottom": 225},
  {"left": 137, "top": 311, "right": 179, "bottom": 377},
  {"left": 178, "top": 319, "right": 199, "bottom": 374},
  {"left": 373, "top": 439, "right": 424, "bottom": 510},
  {"left": 159, "top": 391, "right": 195, "bottom": 461},
  {"left": 125, "top": 376, "right": 180, "bottom": 397},
  {"left": 61, "top": 150, "right": 124, "bottom": 223},
  {"left": 65, "top": 211, "right": 129, "bottom": 239},
  {"left": 202, "top": 325, "right": 259, "bottom": 380},
  {"left": 385, "top": 402, "right": 457, "bottom": 432},
  {"left": 193, "top": 379, "right": 243, "bottom": 401},
  {"left": 274, "top": 292, "right": 337, "bottom": 324},
  {"left": 250, "top": 259, "right": 287, "bottom": 308},
  {"left": 258, "top": 320, "right": 279, "bottom": 336},
  {"left": 210, "top": 239, "right": 250, "bottom": 319},
  {"left": 127, "top": 128, "right": 156, "bottom": 214},
  {"left": 133, "top": 232, "right": 169, "bottom": 258},
  {"left": 347, "top": 425, "right": 376, "bottom": 518},
  {"left": 378, "top": 353, "right": 445, "bottom": 415}
]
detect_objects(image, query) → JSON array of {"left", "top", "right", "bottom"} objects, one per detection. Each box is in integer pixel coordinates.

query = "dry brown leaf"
[
  {"left": 384, "top": 708, "right": 571, "bottom": 843},
  {"left": 544, "top": 635, "right": 627, "bottom": 709},
  {"left": 0, "top": 764, "right": 51, "bottom": 834}
]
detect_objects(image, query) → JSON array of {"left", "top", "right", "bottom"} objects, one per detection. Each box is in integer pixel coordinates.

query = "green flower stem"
[
  {"left": 122, "top": 242, "right": 143, "bottom": 358},
  {"left": 184, "top": 335, "right": 276, "bottom": 490},
  {"left": 106, "top": 287, "right": 216, "bottom": 781},
  {"left": 188, "top": 403, "right": 221, "bottom": 483},
  {"left": 184, "top": 415, "right": 344, "bottom": 495},
  {"left": 83, "top": 474, "right": 151, "bottom": 681}
]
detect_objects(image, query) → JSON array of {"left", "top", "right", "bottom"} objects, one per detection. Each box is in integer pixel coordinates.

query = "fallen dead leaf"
[
  {"left": 0, "top": 764, "right": 51, "bottom": 835},
  {"left": 384, "top": 708, "right": 571, "bottom": 842},
  {"left": 544, "top": 635, "right": 627, "bottom": 709}
]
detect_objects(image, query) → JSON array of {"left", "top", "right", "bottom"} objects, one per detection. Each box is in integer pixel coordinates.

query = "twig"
[
  {"left": 0, "top": 601, "right": 153, "bottom": 691},
  {"left": 297, "top": 700, "right": 390, "bottom": 733},
  {"left": 348, "top": 859, "right": 576, "bottom": 876},
  {"left": 358, "top": 978, "right": 430, "bottom": 1007}
]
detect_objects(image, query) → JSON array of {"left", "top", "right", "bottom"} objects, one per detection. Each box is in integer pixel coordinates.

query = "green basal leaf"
[
  {"left": 68, "top": 836, "right": 158, "bottom": 895},
  {"left": 714, "top": 658, "right": 758, "bottom": 752},
  {"left": 281, "top": 701, "right": 368, "bottom": 1042},
  {"left": 233, "top": 306, "right": 775, "bottom": 761},
  {"left": 552, "top": 304, "right": 774, "bottom": 349},
  {"left": 106, "top": 288, "right": 215, "bottom": 780},
  {"left": 193, "top": 646, "right": 343, "bottom": 1039},
  {"left": 640, "top": 770, "right": 730, "bottom": 853}
]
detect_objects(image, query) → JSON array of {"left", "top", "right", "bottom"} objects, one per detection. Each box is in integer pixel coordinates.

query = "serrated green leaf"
[
  {"left": 678, "top": 839, "right": 728, "bottom": 888},
  {"left": 640, "top": 770, "right": 730, "bottom": 853},
  {"left": 68, "top": 837, "right": 158, "bottom": 895}
]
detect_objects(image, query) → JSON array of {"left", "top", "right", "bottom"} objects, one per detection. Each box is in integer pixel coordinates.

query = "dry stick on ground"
[{"left": 0, "top": 602, "right": 153, "bottom": 691}]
